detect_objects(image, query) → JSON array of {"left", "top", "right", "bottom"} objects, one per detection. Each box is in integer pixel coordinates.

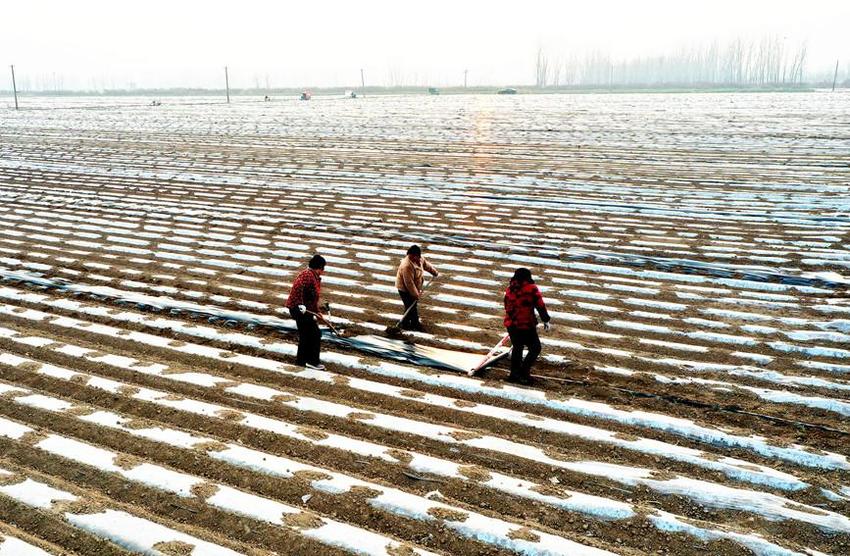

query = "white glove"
[
  {"left": 298, "top": 304, "right": 307, "bottom": 315},
  {"left": 543, "top": 322, "right": 552, "bottom": 332}
]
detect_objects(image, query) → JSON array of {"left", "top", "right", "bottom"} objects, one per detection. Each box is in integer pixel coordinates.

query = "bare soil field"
[{"left": 0, "top": 92, "right": 849, "bottom": 555}]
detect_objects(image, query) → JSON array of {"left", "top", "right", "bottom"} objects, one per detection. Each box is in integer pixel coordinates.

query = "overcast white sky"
[{"left": 2, "top": 0, "right": 848, "bottom": 89}]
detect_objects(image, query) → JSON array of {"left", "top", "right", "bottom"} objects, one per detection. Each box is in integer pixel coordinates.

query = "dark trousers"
[
  {"left": 289, "top": 307, "right": 321, "bottom": 365},
  {"left": 398, "top": 290, "right": 420, "bottom": 329},
  {"left": 507, "top": 326, "right": 541, "bottom": 379}
]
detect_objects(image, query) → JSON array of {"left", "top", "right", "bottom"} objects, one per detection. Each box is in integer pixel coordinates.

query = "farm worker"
[
  {"left": 503, "top": 267, "right": 551, "bottom": 385},
  {"left": 395, "top": 244, "right": 439, "bottom": 331},
  {"left": 285, "top": 254, "right": 327, "bottom": 370}
]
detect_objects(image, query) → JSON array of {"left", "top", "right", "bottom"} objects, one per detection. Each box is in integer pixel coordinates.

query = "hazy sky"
[{"left": 2, "top": 0, "right": 848, "bottom": 89}]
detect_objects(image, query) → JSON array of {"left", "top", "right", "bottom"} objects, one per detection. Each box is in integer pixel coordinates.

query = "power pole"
[
  {"left": 10, "top": 65, "right": 18, "bottom": 110},
  {"left": 360, "top": 68, "right": 365, "bottom": 89},
  {"left": 224, "top": 66, "right": 231, "bottom": 104},
  {"left": 464, "top": 69, "right": 468, "bottom": 88},
  {"left": 832, "top": 59, "right": 840, "bottom": 92}
]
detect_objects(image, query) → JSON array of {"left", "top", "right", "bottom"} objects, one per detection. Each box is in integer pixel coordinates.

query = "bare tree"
[
  {"left": 551, "top": 56, "right": 561, "bottom": 87},
  {"left": 795, "top": 42, "right": 808, "bottom": 84},
  {"left": 387, "top": 65, "right": 404, "bottom": 87},
  {"left": 787, "top": 42, "right": 808, "bottom": 85},
  {"left": 535, "top": 47, "right": 549, "bottom": 87},
  {"left": 562, "top": 54, "right": 578, "bottom": 85},
  {"left": 532, "top": 34, "right": 817, "bottom": 89}
]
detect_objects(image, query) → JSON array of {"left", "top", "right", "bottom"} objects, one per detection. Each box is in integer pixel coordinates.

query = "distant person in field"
[
  {"left": 395, "top": 244, "right": 439, "bottom": 331},
  {"left": 285, "top": 254, "right": 327, "bottom": 370},
  {"left": 503, "top": 267, "right": 550, "bottom": 385}
]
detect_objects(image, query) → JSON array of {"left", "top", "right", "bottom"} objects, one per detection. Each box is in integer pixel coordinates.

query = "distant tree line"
[
  {"left": 535, "top": 35, "right": 816, "bottom": 88},
  {"left": 4, "top": 34, "right": 845, "bottom": 94}
]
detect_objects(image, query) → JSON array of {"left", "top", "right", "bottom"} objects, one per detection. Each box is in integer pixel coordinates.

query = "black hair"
[
  {"left": 407, "top": 245, "right": 422, "bottom": 257},
  {"left": 308, "top": 254, "right": 327, "bottom": 270},
  {"left": 511, "top": 267, "right": 533, "bottom": 285}
]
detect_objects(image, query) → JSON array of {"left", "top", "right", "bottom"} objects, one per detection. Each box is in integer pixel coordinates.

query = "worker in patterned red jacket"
[
  {"left": 503, "top": 267, "right": 551, "bottom": 385},
  {"left": 285, "top": 254, "right": 327, "bottom": 370}
]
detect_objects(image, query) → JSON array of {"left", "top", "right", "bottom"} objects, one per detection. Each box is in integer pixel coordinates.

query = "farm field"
[{"left": 0, "top": 91, "right": 849, "bottom": 555}]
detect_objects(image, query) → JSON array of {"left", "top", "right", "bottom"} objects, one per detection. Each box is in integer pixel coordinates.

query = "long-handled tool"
[
  {"left": 385, "top": 275, "right": 437, "bottom": 335},
  {"left": 468, "top": 333, "right": 511, "bottom": 376},
  {"left": 300, "top": 306, "right": 344, "bottom": 337}
]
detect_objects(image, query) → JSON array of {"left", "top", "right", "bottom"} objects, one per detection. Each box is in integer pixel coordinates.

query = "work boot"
[{"left": 506, "top": 373, "right": 522, "bottom": 384}]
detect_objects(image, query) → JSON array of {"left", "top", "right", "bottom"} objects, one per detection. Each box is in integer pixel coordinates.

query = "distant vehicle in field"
[
  {"left": 428, "top": 87, "right": 440, "bottom": 95},
  {"left": 300, "top": 91, "right": 312, "bottom": 100},
  {"left": 344, "top": 90, "right": 357, "bottom": 99},
  {"left": 497, "top": 88, "right": 518, "bottom": 95}
]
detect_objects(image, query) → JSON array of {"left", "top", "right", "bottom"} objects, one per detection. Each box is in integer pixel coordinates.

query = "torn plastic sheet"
[{"left": 0, "top": 269, "right": 507, "bottom": 374}]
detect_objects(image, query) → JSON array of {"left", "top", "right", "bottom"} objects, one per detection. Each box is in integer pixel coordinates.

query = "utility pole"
[
  {"left": 224, "top": 66, "right": 231, "bottom": 104},
  {"left": 10, "top": 65, "right": 18, "bottom": 110},
  {"left": 832, "top": 59, "right": 840, "bottom": 92},
  {"left": 360, "top": 68, "right": 365, "bottom": 89},
  {"left": 464, "top": 69, "right": 468, "bottom": 88}
]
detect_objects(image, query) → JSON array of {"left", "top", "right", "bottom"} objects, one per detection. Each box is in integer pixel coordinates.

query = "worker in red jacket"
[
  {"left": 503, "top": 267, "right": 551, "bottom": 385},
  {"left": 285, "top": 255, "right": 326, "bottom": 370}
]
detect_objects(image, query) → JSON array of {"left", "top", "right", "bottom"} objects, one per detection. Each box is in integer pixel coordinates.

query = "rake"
[
  {"left": 302, "top": 307, "right": 345, "bottom": 337},
  {"left": 385, "top": 275, "right": 437, "bottom": 335}
]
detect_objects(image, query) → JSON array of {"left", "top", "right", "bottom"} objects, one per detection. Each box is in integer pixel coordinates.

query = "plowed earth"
[{"left": 0, "top": 92, "right": 849, "bottom": 555}]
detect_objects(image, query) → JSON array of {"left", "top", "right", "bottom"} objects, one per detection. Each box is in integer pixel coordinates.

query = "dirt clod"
[
  {"left": 193, "top": 440, "right": 229, "bottom": 452},
  {"left": 215, "top": 409, "right": 245, "bottom": 422},
  {"left": 295, "top": 427, "right": 329, "bottom": 441},
  {"left": 347, "top": 411, "right": 375, "bottom": 421},
  {"left": 427, "top": 507, "right": 469, "bottom": 522},
  {"left": 112, "top": 454, "right": 143, "bottom": 470},
  {"left": 19, "top": 431, "right": 49, "bottom": 446},
  {"left": 385, "top": 449, "right": 413, "bottom": 464},
  {"left": 386, "top": 544, "right": 419, "bottom": 556},
  {"left": 458, "top": 465, "right": 492, "bottom": 483},
  {"left": 153, "top": 540, "right": 196, "bottom": 556},
  {"left": 191, "top": 482, "right": 220, "bottom": 500},
  {"left": 53, "top": 499, "right": 107, "bottom": 515},
  {"left": 447, "top": 430, "right": 482, "bottom": 442},
  {"left": 282, "top": 511, "right": 325, "bottom": 530},
  {"left": 399, "top": 389, "right": 425, "bottom": 399},
  {"left": 292, "top": 470, "right": 333, "bottom": 483},
  {"left": 507, "top": 527, "right": 540, "bottom": 542}
]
